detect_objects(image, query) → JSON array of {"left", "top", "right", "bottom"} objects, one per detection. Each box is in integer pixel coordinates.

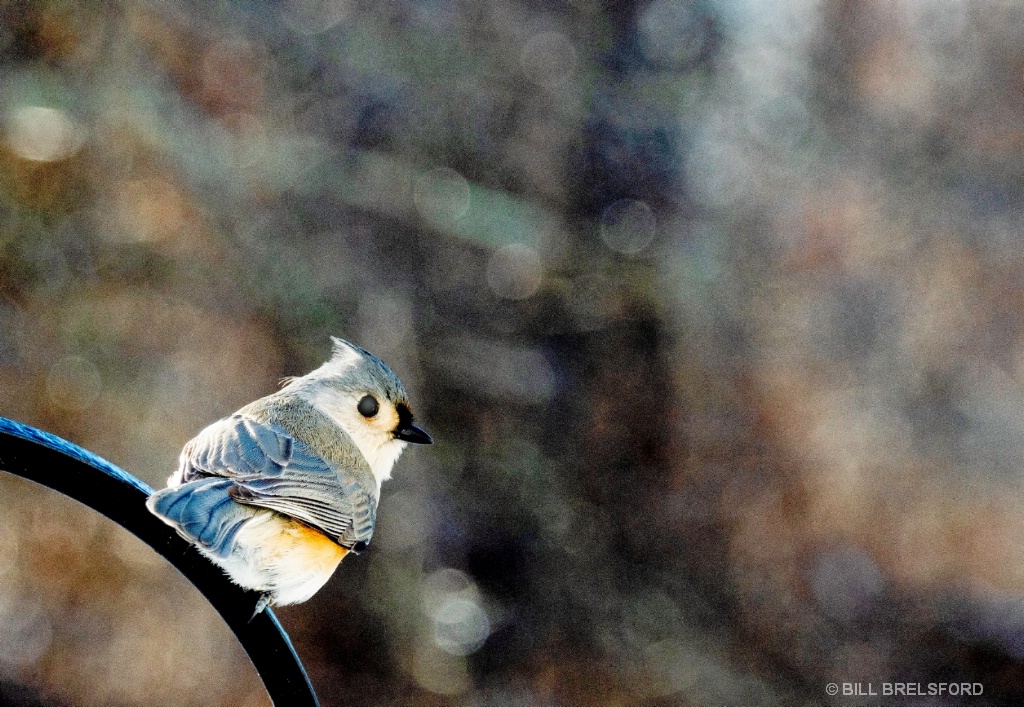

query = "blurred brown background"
[{"left": 1, "top": 0, "right": 1023, "bottom": 705}]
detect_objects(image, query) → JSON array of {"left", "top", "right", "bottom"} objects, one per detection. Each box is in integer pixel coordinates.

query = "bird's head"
[{"left": 286, "top": 337, "right": 432, "bottom": 483}]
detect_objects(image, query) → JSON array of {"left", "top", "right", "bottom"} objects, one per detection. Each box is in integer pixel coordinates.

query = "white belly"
[{"left": 201, "top": 511, "right": 349, "bottom": 606}]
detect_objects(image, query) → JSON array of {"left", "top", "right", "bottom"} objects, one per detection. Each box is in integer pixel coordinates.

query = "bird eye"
[{"left": 357, "top": 395, "right": 379, "bottom": 418}]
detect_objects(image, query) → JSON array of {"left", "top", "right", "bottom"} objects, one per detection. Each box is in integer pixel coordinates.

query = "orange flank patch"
[{"left": 282, "top": 519, "right": 349, "bottom": 573}]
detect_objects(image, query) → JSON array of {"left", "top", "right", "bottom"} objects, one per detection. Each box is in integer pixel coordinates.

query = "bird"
[{"left": 146, "top": 337, "right": 432, "bottom": 612}]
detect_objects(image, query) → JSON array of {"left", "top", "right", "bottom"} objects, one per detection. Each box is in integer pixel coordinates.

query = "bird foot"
[{"left": 250, "top": 593, "right": 271, "bottom": 621}]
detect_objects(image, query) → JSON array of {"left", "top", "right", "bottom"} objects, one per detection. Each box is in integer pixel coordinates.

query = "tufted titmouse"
[{"left": 146, "top": 337, "right": 432, "bottom": 611}]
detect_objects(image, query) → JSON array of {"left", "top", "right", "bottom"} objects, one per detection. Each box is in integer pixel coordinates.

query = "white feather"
[
  {"left": 303, "top": 384, "right": 407, "bottom": 488},
  {"left": 205, "top": 511, "right": 347, "bottom": 606}
]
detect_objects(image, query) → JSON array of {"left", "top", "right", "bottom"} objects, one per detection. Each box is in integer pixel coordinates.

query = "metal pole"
[{"left": 0, "top": 417, "right": 320, "bottom": 707}]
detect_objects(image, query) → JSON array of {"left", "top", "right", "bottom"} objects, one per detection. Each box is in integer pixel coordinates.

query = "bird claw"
[{"left": 250, "top": 593, "right": 271, "bottom": 621}]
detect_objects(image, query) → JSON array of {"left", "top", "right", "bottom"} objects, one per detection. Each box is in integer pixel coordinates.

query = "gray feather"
[{"left": 174, "top": 397, "right": 378, "bottom": 549}]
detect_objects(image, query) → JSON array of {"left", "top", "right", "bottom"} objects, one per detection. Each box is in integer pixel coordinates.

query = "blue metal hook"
[{"left": 0, "top": 417, "right": 319, "bottom": 707}]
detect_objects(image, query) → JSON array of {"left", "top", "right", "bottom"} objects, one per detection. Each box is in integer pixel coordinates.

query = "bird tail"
[{"left": 146, "top": 479, "right": 255, "bottom": 558}]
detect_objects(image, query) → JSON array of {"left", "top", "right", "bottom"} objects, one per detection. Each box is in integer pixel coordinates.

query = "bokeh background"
[{"left": 2, "top": 0, "right": 1024, "bottom": 705}]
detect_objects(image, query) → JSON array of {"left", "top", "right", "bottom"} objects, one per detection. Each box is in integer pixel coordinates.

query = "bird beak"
[{"left": 395, "top": 423, "right": 433, "bottom": 445}]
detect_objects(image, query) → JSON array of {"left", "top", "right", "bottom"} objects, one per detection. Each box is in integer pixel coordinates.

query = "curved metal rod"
[{"left": 0, "top": 417, "right": 319, "bottom": 707}]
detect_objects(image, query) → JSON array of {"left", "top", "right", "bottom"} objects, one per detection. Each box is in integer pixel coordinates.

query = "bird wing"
[
  {"left": 178, "top": 414, "right": 376, "bottom": 549},
  {"left": 147, "top": 477, "right": 256, "bottom": 558}
]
